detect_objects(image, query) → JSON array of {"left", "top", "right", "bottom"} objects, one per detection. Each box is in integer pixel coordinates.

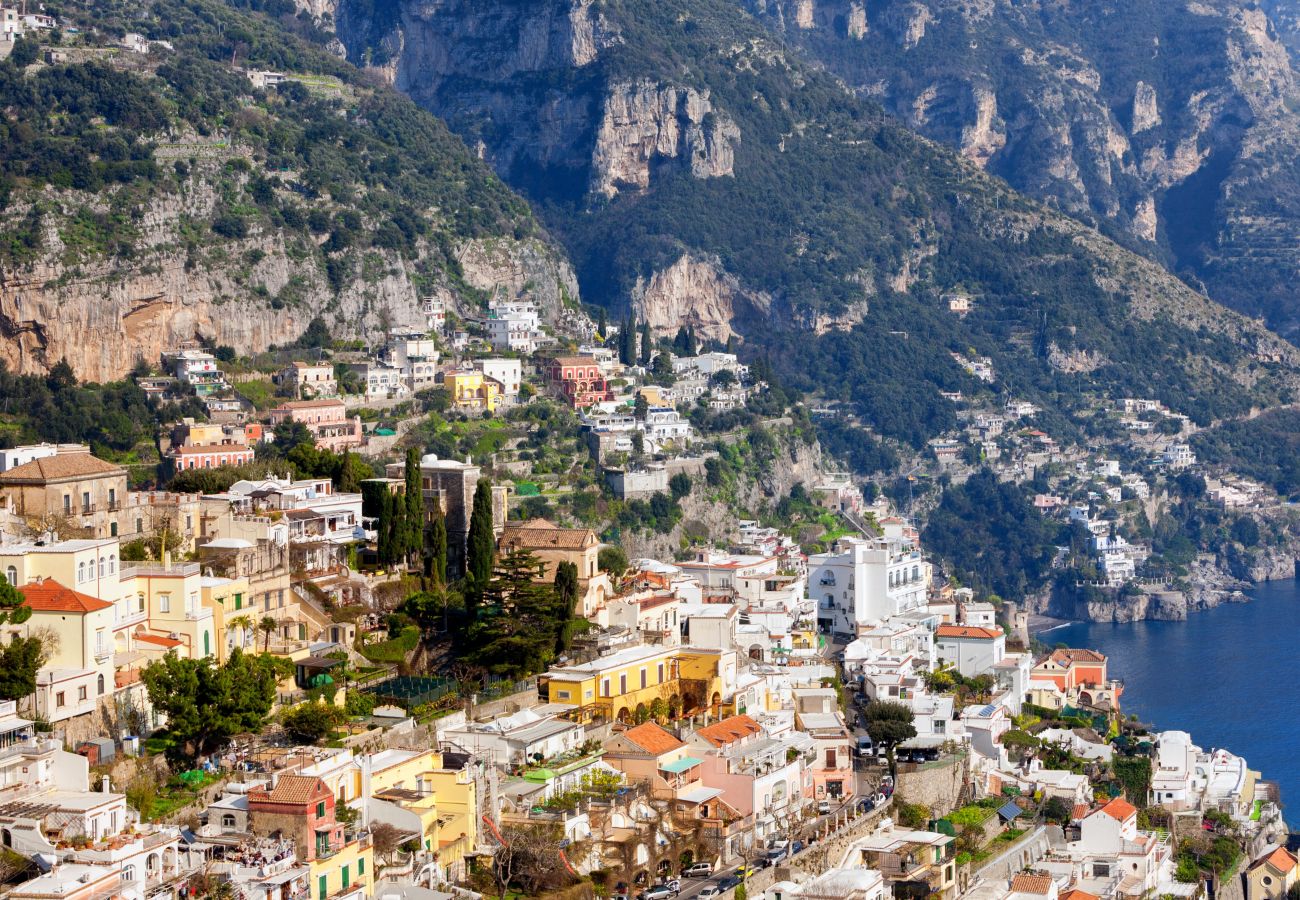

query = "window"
[
  {"left": 82, "top": 491, "right": 90, "bottom": 512},
  {"left": 4, "top": 567, "right": 14, "bottom": 586},
  {"left": 640, "top": 668, "right": 647, "bottom": 689},
  {"left": 221, "top": 814, "right": 236, "bottom": 828},
  {"left": 159, "top": 595, "right": 170, "bottom": 613},
  {"left": 108, "top": 488, "right": 116, "bottom": 507},
  {"left": 357, "top": 857, "right": 364, "bottom": 876},
  {"left": 619, "top": 674, "right": 627, "bottom": 695},
  {"left": 99, "top": 556, "right": 105, "bottom": 577},
  {"left": 318, "top": 875, "right": 328, "bottom": 900},
  {"left": 63, "top": 494, "right": 71, "bottom": 514},
  {"left": 78, "top": 686, "right": 87, "bottom": 701},
  {"left": 316, "top": 800, "right": 326, "bottom": 818},
  {"left": 108, "top": 555, "right": 115, "bottom": 574},
  {"left": 556, "top": 690, "right": 571, "bottom": 700},
  {"left": 123, "top": 866, "right": 135, "bottom": 883},
  {"left": 137, "top": 594, "right": 145, "bottom": 613},
  {"left": 825, "top": 749, "right": 836, "bottom": 768},
  {"left": 110, "top": 522, "right": 117, "bottom": 537},
  {"left": 341, "top": 865, "right": 350, "bottom": 890},
  {"left": 658, "top": 663, "right": 664, "bottom": 683},
  {"left": 77, "top": 562, "right": 86, "bottom": 583},
  {"left": 97, "top": 674, "right": 105, "bottom": 695},
  {"left": 56, "top": 692, "right": 66, "bottom": 708},
  {"left": 602, "top": 679, "right": 611, "bottom": 698}
]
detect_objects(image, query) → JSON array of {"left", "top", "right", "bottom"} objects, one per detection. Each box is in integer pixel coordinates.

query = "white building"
[
  {"left": 809, "top": 525, "right": 931, "bottom": 636},
  {"left": 480, "top": 358, "right": 523, "bottom": 399},
  {"left": 1162, "top": 443, "right": 1197, "bottom": 469},
  {"left": 933, "top": 624, "right": 1006, "bottom": 678},
  {"left": 384, "top": 331, "right": 440, "bottom": 391}
]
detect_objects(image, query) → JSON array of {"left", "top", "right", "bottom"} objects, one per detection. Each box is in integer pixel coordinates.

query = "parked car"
[
  {"left": 659, "top": 879, "right": 681, "bottom": 893},
  {"left": 857, "top": 796, "right": 876, "bottom": 814},
  {"left": 717, "top": 875, "right": 742, "bottom": 891},
  {"left": 639, "top": 886, "right": 676, "bottom": 900},
  {"left": 817, "top": 799, "right": 833, "bottom": 814},
  {"left": 791, "top": 840, "right": 804, "bottom": 854},
  {"left": 736, "top": 864, "right": 758, "bottom": 879},
  {"left": 696, "top": 887, "right": 721, "bottom": 899},
  {"left": 683, "top": 863, "right": 713, "bottom": 878},
  {"left": 856, "top": 736, "right": 875, "bottom": 757}
]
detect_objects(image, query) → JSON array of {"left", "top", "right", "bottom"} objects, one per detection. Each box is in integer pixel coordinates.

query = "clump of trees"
[
  {"left": 862, "top": 700, "right": 917, "bottom": 775},
  {"left": 140, "top": 649, "right": 280, "bottom": 761}
]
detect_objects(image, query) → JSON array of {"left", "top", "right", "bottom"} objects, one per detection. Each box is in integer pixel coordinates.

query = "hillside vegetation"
[{"left": 338, "top": 0, "right": 1300, "bottom": 451}]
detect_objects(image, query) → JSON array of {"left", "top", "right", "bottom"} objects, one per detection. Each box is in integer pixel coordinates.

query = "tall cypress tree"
[
  {"left": 428, "top": 504, "right": 448, "bottom": 586},
  {"left": 639, "top": 320, "right": 653, "bottom": 365},
  {"left": 465, "top": 479, "right": 496, "bottom": 616},
  {"left": 597, "top": 307, "right": 607, "bottom": 340},
  {"left": 404, "top": 447, "right": 423, "bottom": 562},
  {"left": 618, "top": 318, "right": 635, "bottom": 366}
]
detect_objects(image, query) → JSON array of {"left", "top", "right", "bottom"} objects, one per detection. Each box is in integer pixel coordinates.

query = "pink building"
[
  {"left": 171, "top": 443, "right": 256, "bottom": 471},
  {"left": 268, "top": 399, "right": 363, "bottom": 452}
]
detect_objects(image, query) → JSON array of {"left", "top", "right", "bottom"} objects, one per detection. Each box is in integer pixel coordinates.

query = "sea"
[{"left": 1048, "top": 579, "right": 1298, "bottom": 827}]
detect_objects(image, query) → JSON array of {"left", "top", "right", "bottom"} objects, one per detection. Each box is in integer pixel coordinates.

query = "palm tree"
[
  {"left": 258, "top": 616, "right": 278, "bottom": 652},
  {"left": 226, "top": 615, "right": 254, "bottom": 650}
]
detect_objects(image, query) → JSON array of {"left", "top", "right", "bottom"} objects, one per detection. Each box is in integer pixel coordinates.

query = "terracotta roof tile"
[
  {"left": 136, "top": 633, "right": 183, "bottom": 648},
  {"left": 936, "top": 625, "right": 1004, "bottom": 640},
  {"left": 1094, "top": 796, "right": 1137, "bottom": 822},
  {"left": 1049, "top": 648, "right": 1106, "bottom": 665},
  {"left": 21, "top": 580, "right": 114, "bottom": 614},
  {"left": 1252, "top": 847, "right": 1298, "bottom": 874},
  {"left": 620, "top": 723, "right": 686, "bottom": 756},
  {"left": 253, "top": 775, "right": 326, "bottom": 805},
  {"left": 0, "top": 453, "right": 123, "bottom": 482},
  {"left": 695, "top": 715, "right": 764, "bottom": 748},
  {"left": 501, "top": 522, "right": 598, "bottom": 551},
  {"left": 1010, "top": 874, "right": 1055, "bottom": 895},
  {"left": 1060, "top": 890, "right": 1099, "bottom": 900}
]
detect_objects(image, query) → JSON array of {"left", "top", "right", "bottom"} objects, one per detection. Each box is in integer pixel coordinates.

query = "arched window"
[
  {"left": 221, "top": 814, "right": 237, "bottom": 829},
  {"left": 78, "top": 562, "right": 86, "bottom": 583},
  {"left": 5, "top": 567, "right": 15, "bottom": 586},
  {"left": 109, "top": 555, "right": 116, "bottom": 575},
  {"left": 912, "top": 565, "right": 920, "bottom": 582},
  {"left": 97, "top": 674, "right": 105, "bottom": 695},
  {"left": 122, "top": 865, "right": 135, "bottom": 883},
  {"left": 99, "top": 556, "right": 106, "bottom": 578}
]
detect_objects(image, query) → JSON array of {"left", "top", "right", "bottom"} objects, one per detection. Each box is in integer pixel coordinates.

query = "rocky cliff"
[
  {"left": 0, "top": 167, "right": 573, "bottom": 381},
  {"left": 0, "top": 0, "right": 579, "bottom": 380},
  {"left": 746, "top": 0, "right": 1300, "bottom": 338}
]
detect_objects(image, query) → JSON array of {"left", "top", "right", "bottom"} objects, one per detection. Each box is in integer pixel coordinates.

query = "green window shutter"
[
  {"left": 318, "top": 875, "right": 327, "bottom": 900},
  {"left": 358, "top": 858, "right": 365, "bottom": 875},
  {"left": 342, "top": 865, "right": 350, "bottom": 890}
]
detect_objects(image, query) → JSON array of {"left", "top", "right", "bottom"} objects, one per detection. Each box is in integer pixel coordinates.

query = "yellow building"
[
  {"left": 301, "top": 747, "right": 479, "bottom": 883},
  {"left": 539, "top": 644, "right": 737, "bottom": 722},
  {"left": 443, "top": 369, "right": 501, "bottom": 413},
  {"left": 128, "top": 560, "right": 217, "bottom": 660},
  {"left": 199, "top": 574, "right": 250, "bottom": 661},
  {"left": 1246, "top": 848, "right": 1298, "bottom": 900},
  {"left": 309, "top": 835, "right": 373, "bottom": 900}
]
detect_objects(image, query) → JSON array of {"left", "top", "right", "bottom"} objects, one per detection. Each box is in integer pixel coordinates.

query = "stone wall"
[{"left": 895, "top": 751, "right": 969, "bottom": 817}]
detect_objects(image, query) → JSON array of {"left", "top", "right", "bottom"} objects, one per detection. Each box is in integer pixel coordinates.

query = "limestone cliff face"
[
  {"left": 629, "top": 254, "right": 767, "bottom": 343},
  {"left": 0, "top": 166, "right": 574, "bottom": 381},
  {"left": 590, "top": 81, "right": 739, "bottom": 197},
  {"left": 745, "top": 0, "right": 1300, "bottom": 334}
]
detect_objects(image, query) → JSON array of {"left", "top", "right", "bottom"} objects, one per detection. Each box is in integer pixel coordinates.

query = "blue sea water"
[{"left": 1049, "top": 579, "right": 1298, "bottom": 826}]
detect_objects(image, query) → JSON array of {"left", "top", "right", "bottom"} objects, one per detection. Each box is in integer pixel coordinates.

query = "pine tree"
[{"left": 639, "top": 321, "right": 653, "bottom": 365}]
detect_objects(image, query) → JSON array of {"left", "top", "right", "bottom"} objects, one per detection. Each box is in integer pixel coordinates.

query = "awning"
[
  {"left": 677, "top": 787, "right": 724, "bottom": 804},
  {"left": 660, "top": 756, "right": 702, "bottom": 774}
]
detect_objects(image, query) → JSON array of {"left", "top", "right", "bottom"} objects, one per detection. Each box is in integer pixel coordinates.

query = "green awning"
[{"left": 660, "top": 756, "right": 702, "bottom": 774}]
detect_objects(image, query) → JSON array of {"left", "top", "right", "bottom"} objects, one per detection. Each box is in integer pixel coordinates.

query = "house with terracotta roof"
[
  {"left": 0, "top": 447, "right": 127, "bottom": 533},
  {"left": 1008, "top": 872, "right": 1059, "bottom": 900},
  {"left": 1067, "top": 796, "right": 1171, "bottom": 897},
  {"left": 1030, "top": 648, "right": 1122, "bottom": 711},
  {"left": 1245, "top": 847, "right": 1299, "bottom": 900},
  {"left": 934, "top": 624, "right": 1006, "bottom": 678},
  {"left": 499, "top": 518, "right": 612, "bottom": 618},
  {"left": 603, "top": 722, "right": 704, "bottom": 799},
  {"left": 249, "top": 774, "right": 372, "bottom": 900},
  {"left": 268, "top": 399, "right": 363, "bottom": 452},
  {"left": 544, "top": 356, "right": 614, "bottom": 408},
  {"left": 16, "top": 577, "right": 116, "bottom": 725}
]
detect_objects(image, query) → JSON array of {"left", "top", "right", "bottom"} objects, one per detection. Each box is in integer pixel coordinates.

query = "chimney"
[{"left": 101, "top": 774, "right": 111, "bottom": 793}]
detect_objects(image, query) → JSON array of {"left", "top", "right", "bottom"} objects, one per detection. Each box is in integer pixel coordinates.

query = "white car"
[{"left": 696, "top": 887, "right": 721, "bottom": 899}]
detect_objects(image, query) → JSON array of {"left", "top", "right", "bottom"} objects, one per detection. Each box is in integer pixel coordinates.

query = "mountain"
[
  {"left": 0, "top": 0, "right": 576, "bottom": 381},
  {"left": 333, "top": 0, "right": 1299, "bottom": 450},
  {"left": 739, "top": 0, "right": 1300, "bottom": 340}
]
